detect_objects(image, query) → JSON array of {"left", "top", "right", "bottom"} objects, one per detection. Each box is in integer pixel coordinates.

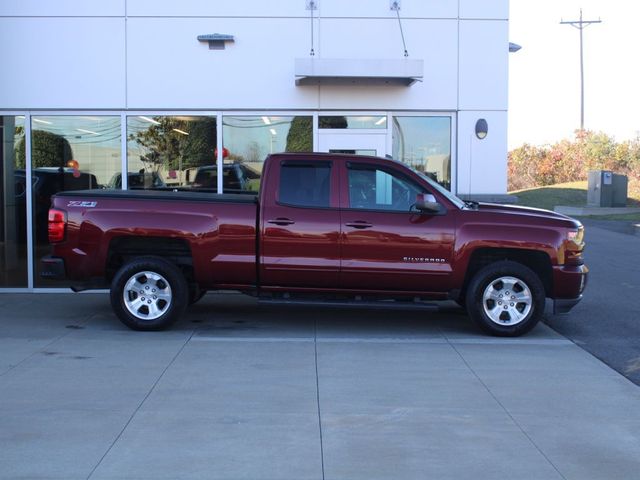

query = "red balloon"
[{"left": 214, "top": 147, "right": 229, "bottom": 159}]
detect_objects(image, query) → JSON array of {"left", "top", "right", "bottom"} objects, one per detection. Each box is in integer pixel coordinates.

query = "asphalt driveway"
[
  {"left": 546, "top": 218, "right": 640, "bottom": 386},
  {"left": 1, "top": 293, "right": 640, "bottom": 480}
]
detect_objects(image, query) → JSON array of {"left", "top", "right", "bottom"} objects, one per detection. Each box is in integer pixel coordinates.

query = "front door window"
[{"left": 347, "top": 166, "right": 425, "bottom": 212}]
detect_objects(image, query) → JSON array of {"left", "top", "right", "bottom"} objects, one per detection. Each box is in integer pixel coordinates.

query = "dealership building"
[{"left": 0, "top": 0, "right": 510, "bottom": 291}]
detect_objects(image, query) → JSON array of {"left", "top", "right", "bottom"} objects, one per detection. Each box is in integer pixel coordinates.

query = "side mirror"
[{"left": 414, "top": 193, "right": 440, "bottom": 213}]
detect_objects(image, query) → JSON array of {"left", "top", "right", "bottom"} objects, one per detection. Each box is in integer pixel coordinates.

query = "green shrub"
[{"left": 508, "top": 130, "right": 640, "bottom": 194}]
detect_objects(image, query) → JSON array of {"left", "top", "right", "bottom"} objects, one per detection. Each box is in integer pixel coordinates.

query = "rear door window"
[{"left": 279, "top": 162, "right": 331, "bottom": 208}]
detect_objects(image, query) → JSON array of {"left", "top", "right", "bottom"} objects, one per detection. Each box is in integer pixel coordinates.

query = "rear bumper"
[
  {"left": 41, "top": 255, "right": 106, "bottom": 291},
  {"left": 40, "top": 255, "right": 66, "bottom": 280}
]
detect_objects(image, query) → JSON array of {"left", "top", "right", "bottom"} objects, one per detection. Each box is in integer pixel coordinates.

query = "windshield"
[{"left": 410, "top": 167, "right": 466, "bottom": 209}]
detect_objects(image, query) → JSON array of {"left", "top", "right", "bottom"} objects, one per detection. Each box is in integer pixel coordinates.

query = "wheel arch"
[
  {"left": 106, "top": 236, "right": 193, "bottom": 284},
  {"left": 460, "top": 247, "right": 553, "bottom": 301}
]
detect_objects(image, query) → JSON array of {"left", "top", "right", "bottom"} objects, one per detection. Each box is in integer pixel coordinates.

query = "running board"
[{"left": 258, "top": 298, "right": 441, "bottom": 311}]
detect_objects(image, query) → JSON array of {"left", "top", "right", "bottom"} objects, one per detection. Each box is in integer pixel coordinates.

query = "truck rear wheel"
[
  {"left": 465, "top": 261, "right": 545, "bottom": 337},
  {"left": 110, "top": 256, "right": 188, "bottom": 331}
]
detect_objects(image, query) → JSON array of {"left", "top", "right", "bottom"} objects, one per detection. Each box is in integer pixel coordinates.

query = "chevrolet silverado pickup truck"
[{"left": 41, "top": 153, "right": 588, "bottom": 336}]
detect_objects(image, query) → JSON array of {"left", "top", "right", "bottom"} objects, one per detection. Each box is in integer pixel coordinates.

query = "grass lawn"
[
  {"left": 510, "top": 181, "right": 589, "bottom": 211},
  {"left": 510, "top": 181, "right": 640, "bottom": 221}
]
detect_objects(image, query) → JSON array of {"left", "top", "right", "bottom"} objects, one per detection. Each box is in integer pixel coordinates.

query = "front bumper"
[
  {"left": 553, "top": 295, "right": 583, "bottom": 314},
  {"left": 551, "top": 263, "right": 588, "bottom": 314}
]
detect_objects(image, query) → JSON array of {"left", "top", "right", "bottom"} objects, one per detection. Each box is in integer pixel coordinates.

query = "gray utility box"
[{"left": 587, "top": 170, "right": 628, "bottom": 207}]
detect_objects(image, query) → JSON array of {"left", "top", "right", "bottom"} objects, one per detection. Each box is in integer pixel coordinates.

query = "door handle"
[
  {"left": 345, "top": 221, "right": 373, "bottom": 229},
  {"left": 268, "top": 218, "right": 295, "bottom": 226}
]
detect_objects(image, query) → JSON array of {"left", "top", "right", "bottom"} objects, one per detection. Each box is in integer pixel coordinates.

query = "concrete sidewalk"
[{"left": 1, "top": 293, "right": 640, "bottom": 480}]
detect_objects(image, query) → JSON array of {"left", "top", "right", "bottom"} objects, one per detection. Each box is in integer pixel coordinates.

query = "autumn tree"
[{"left": 508, "top": 130, "right": 640, "bottom": 192}]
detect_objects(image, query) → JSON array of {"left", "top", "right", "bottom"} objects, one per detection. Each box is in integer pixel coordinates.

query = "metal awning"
[{"left": 294, "top": 58, "right": 423, "bottom": 86}]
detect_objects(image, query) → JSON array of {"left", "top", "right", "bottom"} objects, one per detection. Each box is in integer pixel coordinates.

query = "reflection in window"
[
  {"left": 348, "top": 165, "right": 424, "bottom": 212},
  {"left": 279, "top": 163, "right": 331, "bottom": 208},
  {"left": 392, "top": 116, "right": 452, "bottom": 190},
  {"left": 319, "top": 116, "right": 387, "bottom": 129},
  {"left": 127, "top": 116, "right": 217, "bottom": 190},
  {"left": 29, "top": 116, "right": 121, "bottom": 286},
  {"left": 1, "top": 116, "right": 28, "bottom": 287},
  {"left": 223, "top": 116, "right": 312, "bottom": 192}
]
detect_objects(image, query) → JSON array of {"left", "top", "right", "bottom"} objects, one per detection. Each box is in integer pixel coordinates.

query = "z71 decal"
[{"left": 67, "top": 201, "right": 97, "bottom": 208}]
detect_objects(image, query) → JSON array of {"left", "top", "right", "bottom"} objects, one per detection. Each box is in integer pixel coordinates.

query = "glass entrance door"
[{"left": 318, "top": 132, "right": 387, "bottom": 157}]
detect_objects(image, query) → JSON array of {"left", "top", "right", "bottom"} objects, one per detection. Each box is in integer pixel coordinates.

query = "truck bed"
[{"left": 50, "top": 188, "right": 259, "bottom": 289}]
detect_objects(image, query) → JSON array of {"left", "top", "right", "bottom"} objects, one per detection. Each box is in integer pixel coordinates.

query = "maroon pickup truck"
[{"left": 41, "top": 153, "right": 588, "bottom": 336}]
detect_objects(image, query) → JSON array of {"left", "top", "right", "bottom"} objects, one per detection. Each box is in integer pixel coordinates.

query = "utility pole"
[{"left": 561, "top": 9, "right": 601, "bottom": 131}]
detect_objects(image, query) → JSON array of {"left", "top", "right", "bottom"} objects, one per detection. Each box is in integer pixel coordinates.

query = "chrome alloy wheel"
[
  {"left": 123, "top": 271, "right": 172, "bottom": 321},
  {"left": 482, "top": 276, "right": 533, "bottom": 326}
]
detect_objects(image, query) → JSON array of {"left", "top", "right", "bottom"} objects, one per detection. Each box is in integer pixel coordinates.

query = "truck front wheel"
[
  {"left": 465, "top": 261, "right": 545, "bottom": 337},
  {"left": 110, "top": 256, "right": 188, "bottom": 331}
]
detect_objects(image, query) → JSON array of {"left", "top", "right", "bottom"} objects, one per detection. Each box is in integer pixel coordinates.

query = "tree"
[
  {"left": 15, "top": 130, "right": 73, "bottom": 169},
  {"left": 285, "top": 116, "right": 313, "bottom": 152},
  {"left": 508, "top": 130, "right": 640, "bottom": 194},
  {"left": 129, "top": 116, "right": 217, "bottom": 171}
]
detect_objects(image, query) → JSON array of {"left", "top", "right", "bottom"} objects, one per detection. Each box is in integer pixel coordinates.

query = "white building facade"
[{"left": 0, "top": 0, "right": 510, "bottom": 290}]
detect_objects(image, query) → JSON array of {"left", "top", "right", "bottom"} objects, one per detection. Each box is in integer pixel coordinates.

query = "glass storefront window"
[
  {"left": 0, "top": 110, "right": 456, "bottom": 291},
  {"left": 319, "top": 115, "right": 387, "bottom": 129},
  {"left": 127, "top": 116, "right": 217, "bottom": 191},
  {"left": 222, "top": 116, "right": 312, "bottom": 192},
  {"left": 392, "top": 116, "right": 452, "bottom": 190},
  {"left": 31, "top": 115, "right": 121, "bottom": 286},
  {"left": 1, "top": 116, "right": 28, "bottom": 287}
]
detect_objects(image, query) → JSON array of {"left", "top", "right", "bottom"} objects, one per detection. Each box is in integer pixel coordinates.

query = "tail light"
[{"left": 48, "top": 209, "right": 67, "bottom": 243}]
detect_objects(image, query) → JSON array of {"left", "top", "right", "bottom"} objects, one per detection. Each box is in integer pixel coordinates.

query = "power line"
[{"left": 560, "top": 9, "right": 602, "bottom": 131}]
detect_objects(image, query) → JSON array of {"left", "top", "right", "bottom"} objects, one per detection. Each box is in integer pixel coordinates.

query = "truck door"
[
  {"left": 339, "top": 161, "right": 455, "bottom": 292},
  {"left": 260, "top": 159, "right": 341, "bottom": 288}
]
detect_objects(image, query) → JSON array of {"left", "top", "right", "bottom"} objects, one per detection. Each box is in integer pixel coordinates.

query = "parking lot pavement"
[
  {"left": 545, "top": 220, "right": 640, "bottom": 386},
  {"left": 1, "top": 293, "right": 640, "bottom": 480}
]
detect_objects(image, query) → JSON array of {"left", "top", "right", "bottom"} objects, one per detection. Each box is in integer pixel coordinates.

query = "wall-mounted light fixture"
[
  {"left": 197, "top": 33, "right": 234, "bottom": 50},
  {"left": 475, "top": 119, "right": 488, "bottom": 139},
  {"left": 509, "top": 42, "right": 522, "bottom": 53}
]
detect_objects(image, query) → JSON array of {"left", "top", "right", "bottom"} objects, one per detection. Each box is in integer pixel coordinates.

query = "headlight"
[
  {"left": 564, "top": 226, "right": 585, "bottom": 266},
  {"left": 567, "top": 226, "right": 584, "bottom": 245}
]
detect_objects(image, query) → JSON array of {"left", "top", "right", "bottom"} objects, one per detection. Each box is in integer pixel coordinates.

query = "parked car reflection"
[
  {"left": 107, "top": 170, "right": 166, "bottom": 190},
  {"left": 191, "top": 164, "right": 261, "bottom": 192},
  {"left": 14, "top": 168, "right": 99, "bottom": 242}
]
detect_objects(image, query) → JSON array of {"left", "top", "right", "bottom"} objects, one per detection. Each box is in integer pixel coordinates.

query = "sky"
[{"left": 508, "top": 0, "right": 640, "bottom": 149}]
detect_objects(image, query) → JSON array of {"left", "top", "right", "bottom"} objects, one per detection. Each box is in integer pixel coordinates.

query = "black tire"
[
  {"left": 465, "top": 260, "right": 545, "bottom": 337},
  {"left": 110, "top": 256, "right": 188, "bottom": 331}
]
